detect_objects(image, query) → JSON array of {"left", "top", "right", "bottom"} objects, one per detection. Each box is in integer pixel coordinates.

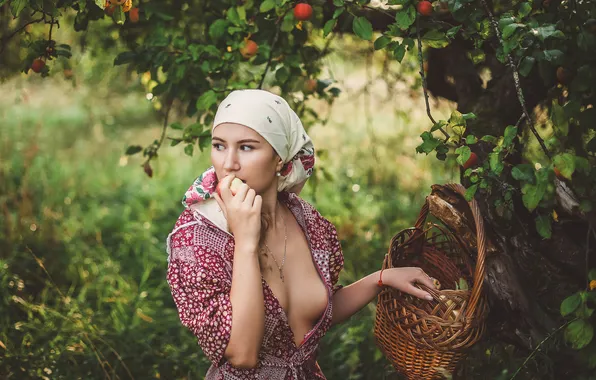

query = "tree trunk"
[{"left": 423, "top": 36, "right": 595, "bottom": 377}]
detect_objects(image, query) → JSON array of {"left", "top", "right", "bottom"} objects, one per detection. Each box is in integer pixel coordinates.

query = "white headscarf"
[{"left": 181, "top": 89, "right": 315, "bottom": 210}]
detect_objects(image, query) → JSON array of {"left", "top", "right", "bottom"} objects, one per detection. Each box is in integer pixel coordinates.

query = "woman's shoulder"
[
  {"left": 286, "top": 192, "right": 337, "bottom": 235},
  {"left": 168, "top": 208, "right": 231, "bottom": 253}
]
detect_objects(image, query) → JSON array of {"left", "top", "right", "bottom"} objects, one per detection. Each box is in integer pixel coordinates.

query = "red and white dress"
[{"left": 166, "top": 192, "right": 344, "bottom": 379}]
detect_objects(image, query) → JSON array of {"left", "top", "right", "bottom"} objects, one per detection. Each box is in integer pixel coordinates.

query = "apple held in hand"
[{"left": 216, "top": 177, "right": 244, "bottom": 197}]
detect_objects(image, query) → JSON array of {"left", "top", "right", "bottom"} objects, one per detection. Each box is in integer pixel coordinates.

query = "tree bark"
[{"left": 423, "top": 34, "right": 596, "bottom": 374}]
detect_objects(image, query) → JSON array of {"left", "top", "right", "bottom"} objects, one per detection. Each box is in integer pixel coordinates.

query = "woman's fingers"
[
  {"left": 416, "top": 273, "right": 436, "bottom": 290},
  {"left": 252, "top": 194, "right": 262, "bottom": 213},
  {"left": 218, "top": 175, "right": 235, "bottom": 203},
  {"left": 233, "top": 182, "right": 250, "bottom": 203},
  {"left": 244, "top": 188, "right": 256, "bottom": 206},
  {"left": 213, "top": 193, "right": 228, "bottom": 220},
  {"left": 406, "top": 284, "right": 433, "bottom": 301}
]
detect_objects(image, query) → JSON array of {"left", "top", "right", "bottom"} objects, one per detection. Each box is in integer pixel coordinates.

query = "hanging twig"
[
  {"left": 416, "top": 16, "right": 450, "bottom": 139},
  {"left": 480, "top": 0, "right": 551, "bottom": 160},
  {"left": 156, "top": 99, "right": 174, "bottom": 150},
  {"left": 259, "top": 14, "right": 285, "bottom": 89},
  {"left": 0, "top": 17, "right": 44, "bottom": 53},
  {"left": 509, "top": 318, "right": 577, "bottom": 380}
]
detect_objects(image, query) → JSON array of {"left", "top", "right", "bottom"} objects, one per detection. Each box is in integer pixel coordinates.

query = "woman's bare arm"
[
  {"left": 224, "top": 244, "right": 265, "bottom": 368},
  {"left": 332, "top": 267, "right": 435, "bottom": 325}
]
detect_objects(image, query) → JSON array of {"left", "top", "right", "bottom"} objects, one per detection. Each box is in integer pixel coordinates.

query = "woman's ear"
[{"left": 276, "top": 158, "right": 284, "bottom": 173}]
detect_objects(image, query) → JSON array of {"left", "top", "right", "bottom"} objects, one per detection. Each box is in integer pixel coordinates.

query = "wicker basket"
[{"left": 374, "top": 183, "right": 488, "bottom": 380}]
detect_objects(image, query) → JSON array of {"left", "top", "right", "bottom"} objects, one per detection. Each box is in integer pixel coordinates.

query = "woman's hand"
[
  {"left": 381, "top": 267, "right": 436, "bottom": 301},
  {"left": 213, "top": 175, "right": 262, "bottom": 251}
]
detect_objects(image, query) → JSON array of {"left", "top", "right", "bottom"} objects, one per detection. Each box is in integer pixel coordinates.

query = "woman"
[{"left": 166, "top": 89, "right": 435, "bottom": 379}]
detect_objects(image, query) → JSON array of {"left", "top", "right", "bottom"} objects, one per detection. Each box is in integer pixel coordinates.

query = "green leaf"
[
  {"left": 209, "top": 19, "right": 229, "bottom": 41},
  {"left": 466, "top": 135, "right": 478, "bottom": 144},
  {"left": 481, "top": 135, "right": 498, "bottom": 144},
  {"left": 502, "top": 23, "right": 524, "bottom": 40},
  {"left": 519, "top": 56, "right": 535, "bottom": 77},
  {"left": 374, "top": 36, "right": 392, "bottom": 50},
  {"left": 535, "top": 214, "right": 552, "bottom": 239},
  {"left": 512, "top": 164, "right": 535, "bottom": 184},
  {"left": 589, "top": 269, "right": 596, "bottom": 282},
  {"left": 458, "top": 278, "right": 469, "bottom": 290},
  {"left": 227, "top": 7, "right": 241, "bottom": 25},
  {"left": 259, "top": 0, "right": 276, "bottom": 12},
  {"left": 114, "top": 51, "right": 136, "bottom": 66},
  {"left": 198, "top": 136, "right": 212, "bottom": 151},
  {"left": 275, "top": 66, "right": 290, "bottom": 83},
  {"left": 532, "top": 25, "right": 565, "bottom": 41},
  {"left": 125, "top": 145, "right": 143, "bottom": 155},
  {"left": 170, "top": 122, "right": 184, "bottom": 130},
  {"left": 333, "top": 7, "right": 344, "bottom": 19},
  {"left": 446, "top": 26, "right": 462, "bottom": 38},
  {"left": 449, "top": 110, "right": 465, "bottom": 126},
  {"left": 196, "top": 90, "right": 217, "bottom": 111},
  {"left": 553, "top": 153, "right": 576, "bottom": 180},
  {"left": 113, "top": 5, "right": 125, "bottom": 25},
  {"left": 184, "top": 144, "right": 194, "bottom": 156},
  {"left": 518, "top": 2, "right": 532, "bottom": 18},
  {"left": 551, "top": 101, "right": 569, "bottom": 136},
  {"left": 430, "top": 120, "right": 447, "bottom": 132},
  {"left": 464, "top": 184, "right": 479, "bottom": 201},
  {"left": 565, "top": 320, "right": 594, "bottom": 350},
  {"left": 489, "top": 152, "right": 504, "bottom": 175},
  {"left": 522, "top": 181, "right": 546, "bottom": 212},
  {"left": 455, "top": 146, "right": 472, "bottom": 166},
  {"left": 237, "top": 6, "right": 246, "bottom": 21},
  {"left": 561, "top": 293, "right": 582, "bottom": 316},
  {"left": 323, "top": 19, "right": 337, "bottom": 37},
  {"left": 503, "top": 125, "right": 518, "bottom": 147},
  {"left": 541, "top": 49, "right": 564, "bottom": 64},
  {"left": 416, "top": 131, "right": 441, "bottom": 155},
  {"left": 393, "top": 43, "right": 406, "bottom": 63},
  {"left": 10, "top": 0, "right": 28, "bottom": 17},
  {"left": 395, "top": 5, "right": 416, "bottom": 30},
  {"left": 353, "top": 17, "right": 373, "bottom": 41},
  {"left": 422, "top": 30, "right": 450, "bottom": 48},
  {"left": 94, "top": 0, "right": 105, "bottom": 10},
  {"left": 580, "top": 200, "right": 593, "bottom": 213}
]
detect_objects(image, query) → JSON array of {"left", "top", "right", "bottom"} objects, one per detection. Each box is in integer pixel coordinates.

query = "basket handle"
[
  {"left": 384, "top": 183, "right": 488, "bottom": 320},
  {"left": 441, "top": 183, "right": 487, "bottom": 320}
]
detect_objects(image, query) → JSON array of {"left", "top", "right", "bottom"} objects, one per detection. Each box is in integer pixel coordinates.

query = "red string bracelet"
[{"left": 377, "top": 269, "right": 385, "bottom": 287}]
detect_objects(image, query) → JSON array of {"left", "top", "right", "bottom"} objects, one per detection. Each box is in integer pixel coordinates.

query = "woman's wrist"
[
  {"left": 234, "top": 241, "right": 260, "bottom": 256},
  {"left": 373, "top": 269, "right": 384, "bottom": 294}
]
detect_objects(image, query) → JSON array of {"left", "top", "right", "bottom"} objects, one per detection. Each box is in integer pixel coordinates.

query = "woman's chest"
[{"left": 261, "top": 221, "right": 329, "bottom": 322}]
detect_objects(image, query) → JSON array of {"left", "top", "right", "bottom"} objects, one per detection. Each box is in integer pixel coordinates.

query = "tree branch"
[
  {"left": 416, "top": 16, "right": 449, "bottom": 139},
  {"left": 0, "top": 17, "right": 44, "bottom": 54},
  {"left": 480, "top": 0, "right": 551, "bottom": 160},
  {"left": 509, "top": 318, "right": 577, "bottom": 380}
]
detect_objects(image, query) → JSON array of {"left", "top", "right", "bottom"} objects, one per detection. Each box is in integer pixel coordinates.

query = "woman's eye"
[
  {"left": 212, "top": 143, "right": 224, "bottom": 150},
  {"left": 240, "top": 145, "right": 254, "bottom": 151}
]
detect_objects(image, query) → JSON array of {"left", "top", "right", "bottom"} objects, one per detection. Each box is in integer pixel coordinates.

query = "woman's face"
[{"left": 211, "top": 123, "right": 282, "bottom": 194}]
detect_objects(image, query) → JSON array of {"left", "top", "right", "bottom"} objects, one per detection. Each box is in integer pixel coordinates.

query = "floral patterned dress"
[{"left": 166, "top": 192, "right": 344, "bottom": 379}]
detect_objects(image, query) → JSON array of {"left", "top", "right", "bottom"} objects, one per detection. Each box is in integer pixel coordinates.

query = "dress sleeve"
[
  {"left": 166, "top": 224, "right": 232, "bottom": 365},
  {"left": 326, "top": 220, "right": 345, "bottom": 295}
]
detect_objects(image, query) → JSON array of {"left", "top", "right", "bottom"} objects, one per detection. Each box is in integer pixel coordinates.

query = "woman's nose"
[{"left": 223, "top": 150, "right": 240, "bottom": 171}]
